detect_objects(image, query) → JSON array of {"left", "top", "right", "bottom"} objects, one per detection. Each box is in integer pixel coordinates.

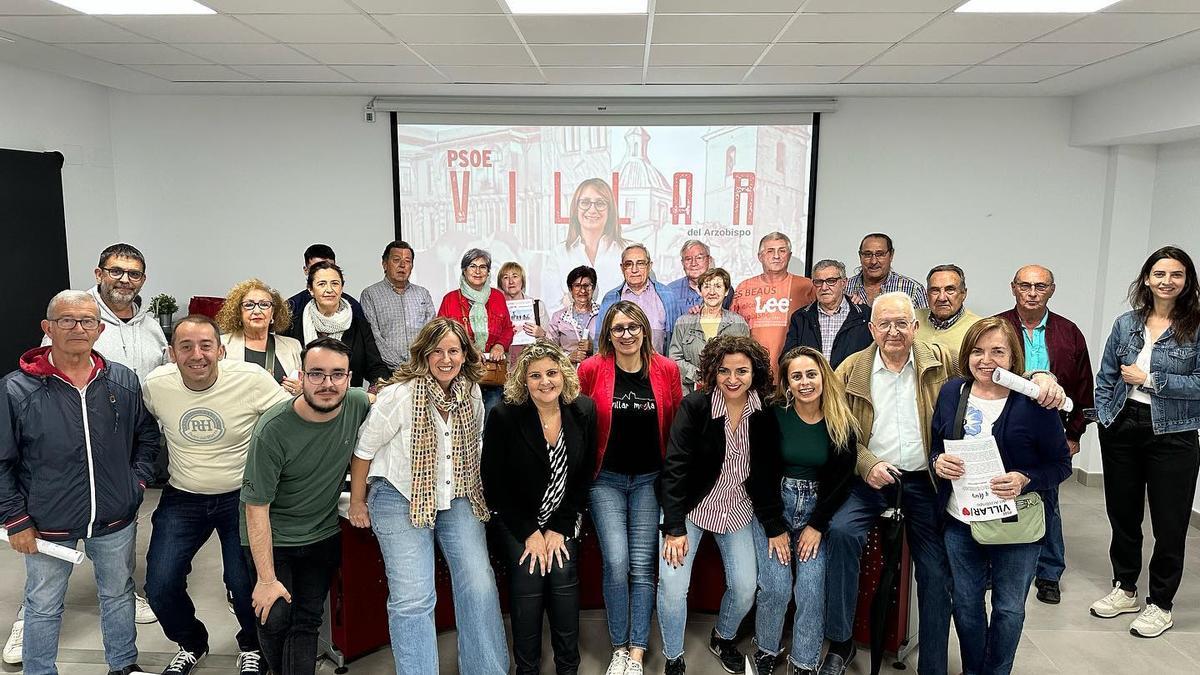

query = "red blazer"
[
  {"left": 577, "top": 352, "right": 683, "bottom": 476},
  {"left": 437, "top": 288, "right": 515, "bottom": 352}
]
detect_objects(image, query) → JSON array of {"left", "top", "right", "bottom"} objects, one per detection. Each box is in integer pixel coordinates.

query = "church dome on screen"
[{"left": 617, "top": 127, "right": 670, "bottom": 193}]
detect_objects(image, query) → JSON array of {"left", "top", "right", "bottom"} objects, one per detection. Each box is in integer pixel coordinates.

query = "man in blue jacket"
[
  {"left": 0, "top": 290, "right": 160, "bottom": 675},
  {"left": 594, "top": 243, "right": 684, "bottom": 353},
  {"left": 784, "top": 259, "right": 872, "bottom": 369}
]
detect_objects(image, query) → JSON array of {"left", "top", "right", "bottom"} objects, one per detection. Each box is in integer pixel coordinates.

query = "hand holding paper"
[
  {"left": 0, "top": 530, "right": 85, "bottom": 564},
  {"left": 991, "top": 367, "right": 1073, "bottom": 413}
]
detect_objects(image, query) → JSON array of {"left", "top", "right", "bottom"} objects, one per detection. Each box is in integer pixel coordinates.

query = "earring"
[{"left": 784, "top": 388, "right": 795, "bottom": 407}]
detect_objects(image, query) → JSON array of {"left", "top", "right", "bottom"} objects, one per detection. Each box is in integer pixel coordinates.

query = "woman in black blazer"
[
  {"left": 656, "top": 335, "right": 785, "bottom": 674},
  {"left": 285, "top": 260, "right": 391, "bottom": 388},
  {"left": 481, "top": 339, "right": 597, "bottom": 675}
]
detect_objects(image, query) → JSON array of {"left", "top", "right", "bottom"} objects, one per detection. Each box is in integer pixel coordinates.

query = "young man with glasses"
[
  {"left": 141, "top": 316, "right": 292, "bottom": 675},
  {"left": 594, "top": 244, "right": 685, "bottom": 354},
  {"left": 845, "top": 233, "right": 928, "bottom": 308},
  {"left": 784, "top": 259, "right": 872, "bottom": 369}
]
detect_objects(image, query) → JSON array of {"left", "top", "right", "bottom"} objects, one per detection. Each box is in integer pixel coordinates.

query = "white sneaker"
[
  {"left": 1130, "top": 603, "right": 1174, "bottom": 638},
  {"left": 605, "top": 648, "right": 629, "bottom": 675},
  {"left": 2, "top": 619, "right": 22, "bottom": 665},
  {"left": 1089, "top": 582, "right": 1140, "bottom": 618},
  {"left": 625, "top": 658, "right": 643, "bottom": 675},
  {"left": 134, "top": 594, "right": 158, "bottom": 625}
]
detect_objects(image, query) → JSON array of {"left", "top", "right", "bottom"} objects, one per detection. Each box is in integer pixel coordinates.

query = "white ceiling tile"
[
  {"left": 649, "top": 44, "right": 767, "bottom": 66},
  {"left": 782, "top": 13, "right": 937, "bottom": 42},
  {"left": 841, "top": 64, "right": 964, "bottom": 83},
  {"left": 356, "top": 0, "right": 503, "bottom": 12},
  {"left": 235, "top": 14, "right": 393, "bottom": 43},
  {"left": 651, "top": 14, "right": 790, "bottom": 44},
  {"left": 0, "top": 16, "right": 152, "bottom": 43},
  {"left": 528, "top": 44, "right": 643, "bottom": 66},
  {"left": 909, "top": 13, "right": 1082, "bottom": 43},
  {"left": 1105, "top": 0, "right": 1200, "bottom": 11},
  {"left": 873, "top": 42, "right": 1013, "bottom": 65},
  {"left": 645, "top": 66, "right": 749, "bottom": 83},
  {"left": 63, "top": 43, "right": 209, "bottom": 64},
  {"left": 515, "top": 15, "right": 646, "bottom": 44},
  {"left": 332, "top": 64, "right": 448, "bottom": 82},
  {"left": 0, "top": 1, "right": 77, "bottom": 15},
  {"left": 439, "top": 65, "right": 545, "bottom": 83},
  {"left": 761, "top": 42, "right": 890, "bottom": 65},
  {"left": 988, "top": 42, "right": 1138, "bottom": 65},
  {"left": 542, "top": 67, "right": 644, "bottom": 84},
  {"left": 376, "top": 14, "right": 520, "bottom": 44},
  {"left": 944, "top": 64, "right": 1075, "bottom": 83},
  {"left": 234, "top": 64, "right": 351, "bottom": 81},
  {"left": 109, "top": 15, "right": 274, "bottom": 43},
  {"left": 412, "top": 44, "right": 532, "bottom": 65},
  {"left": 131, "top": 64, "right": 257, "bottom": 81},
  {"left": 655, "top": 0, "right": 803, "bottom": 11},
  {"left": 803, "top": 0, "right": 961, "bottom": 9},
  {"left": 1037, "top": 13, "right": 1200, "bottom": 43},
  {"left": 199, "top": 1, "right": 357, "bottom": 12},
  {"left": 176, "top": 43, "right": 317, "bottom": 64},
  {"left": 291, "top": 42, "right": 425, "bottom": 64},
  {"left": 744, "top": 64, "right": 857, "bottom": 83}
]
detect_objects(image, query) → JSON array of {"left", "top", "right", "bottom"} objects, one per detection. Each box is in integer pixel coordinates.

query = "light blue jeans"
[
  {"left": 753, "top": 478, "right": 825, "bottom": 670},
  {"left": 367, "top": 480, "right": 509, "bottom": 675},
  {"left": 657, "top": 518, "right": 757, "bottom": 661},
  {"left": 589, "top": 470, "right": 660, "bottom": 651},
  {"left": 23, "top": 523, "right": 139, "bottom": 675}
]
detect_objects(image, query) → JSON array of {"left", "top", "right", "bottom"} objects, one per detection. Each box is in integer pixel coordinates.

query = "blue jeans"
[
  {"left": 754, "top": 478, "right": 825, "bottom": 670},
  {"left": 1036, "top": 486, "right": 1064, "bottom": 582},
  {"left": 588, "top": 470, "right": 660, "bottom": 651},
  {"left": 825, "top": 477, "right": 953, "bottom": 675},
  {"left": 657, "top": 519, "right": 757, "bottom": 661},
  {"left": 145, "top": 486, "right": 258, "bottom": 652},
  {"left": 22, "top": 522, "right": 138, "bottom": 675},
  {"left": 367, "top": 480, "right": 508, "bottom": 675},
  {"left": 944, "top": 519, "right": 1040, "bottom": 675}
]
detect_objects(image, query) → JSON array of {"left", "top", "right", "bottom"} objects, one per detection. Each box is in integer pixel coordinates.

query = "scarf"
[
  {"left": 304, "top": 298, "right": 353, "bottom": 344},
  {"left": 408, "top": 375, "right": 489, "bottom": 528},
  {"left": 562, "top": 302, "right": 599, "bottom": 341},
  {"left": 458, "top": 279, "right": 491, "bottom": 353}
]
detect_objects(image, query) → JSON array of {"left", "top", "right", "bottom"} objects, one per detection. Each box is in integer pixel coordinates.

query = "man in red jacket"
[{"left": 995, "top": 264, "right": 1094, "bottom": 605}]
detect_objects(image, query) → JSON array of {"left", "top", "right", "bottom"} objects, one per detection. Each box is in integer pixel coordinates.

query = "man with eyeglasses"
[
  {"left": 665, "top": 239, "right": 732, "bottom": 313},
  {"left": 360, "top": 240, "right": 435, "bottom": 369},
  {"left": 241, "top": 337, "right": 372, "bottom": 675},
  {"left": 1, "top": 290, "right": 160, "bottom": 675},
  {"left": 141, "top": 316, "right": 291, "bottom": 675},
  {"left": 730, "top": 232, "right": 815, "bottom": 379},
  {"left": 783, "top": 259, "right": 872, "bottom": 369},
  {"left": 995, "top": 264, "right": 1093, "bottom": 606},
  {"left": 844, "top": 233, "right": 928, "bottom": 308},
  {"left": 915, "top": 264, "right": 982, "bottom": 357},
  {"left": 594, "top": 244, "right": 684, "bottom": 354}
]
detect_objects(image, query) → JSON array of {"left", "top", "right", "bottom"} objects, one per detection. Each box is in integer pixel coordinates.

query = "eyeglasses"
[
  {"left": 874, "top": 320, "right": 911, "bottom": 333},
  {"left": 1013, "top": 282, "right": 1052, "bottom": 294},
  {"left": 578, "top": 198, "right": 609, "bottom": 212},
  {"left": 241, "top": 300, "right": 273, "bottom": 312},
  {"left": 609, "top": 324, "right": 643, "bottom": 338},
  {"left": 101, "top": 266, "right": 145, "bottom": 282},
  {"left": 813, "top": 277, "right": 843, "bottom": 287},
  {"left": 682, "top": 255, "right": 709, "bottom": 265},
  {"left": 621, "top": 260, "right": 650, "bottom": 270},
  {"left": 571, "top": 282, "right": 595, "bottom": 291},
  {"left": 49, "top": 317, "right": 100, "bottom": 330},
  {"left": 466, "top": 263, "right": 490, "bottom": 273},
  {"left": 859, "top": 250, "right": 891, "bottom": 260},
  {"left": 303, "top": 370, "right": 350, "bottom": 384}
]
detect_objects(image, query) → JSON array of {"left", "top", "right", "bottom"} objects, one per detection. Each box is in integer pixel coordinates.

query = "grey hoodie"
[{"left": 43, "top": 286, "right": 168, "bottom": 382}]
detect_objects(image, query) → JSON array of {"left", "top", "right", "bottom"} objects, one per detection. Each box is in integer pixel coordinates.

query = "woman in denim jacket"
[{"left": 1090, "top": 246, "right": 1200, "bottom": 639}]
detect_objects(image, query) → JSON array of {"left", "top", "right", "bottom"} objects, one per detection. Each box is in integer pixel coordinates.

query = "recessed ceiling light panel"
[
  {"left": 956, "top": 0, "right": 1121, "bottom": 12},
  {"left": 505, "top": 0, "right": 648, "bottom": 15},
  {"left": 47, "top": 1, "right": 216, "bottom": 14}
]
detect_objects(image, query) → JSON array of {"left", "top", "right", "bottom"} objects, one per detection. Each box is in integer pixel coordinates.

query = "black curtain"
[{"left": 0, "top": 149, "right": 70, "bottom": 369}]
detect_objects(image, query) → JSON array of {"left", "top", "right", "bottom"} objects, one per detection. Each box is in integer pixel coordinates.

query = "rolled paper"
[
  {"left": 991, "top": 367, "right": 1074, "bottom": 413},
  {"left": 0, "top": 530, "right": 86, "bottom": 564}
]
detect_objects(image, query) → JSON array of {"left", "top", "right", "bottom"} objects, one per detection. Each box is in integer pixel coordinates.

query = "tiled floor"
[{"left": 1, "top": 479, "right": 1198, "bottom": 674}]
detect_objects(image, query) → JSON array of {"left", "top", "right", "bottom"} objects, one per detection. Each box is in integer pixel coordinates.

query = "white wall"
[{"left": 1, "top": 61, "right": 119, "bottom": 288}]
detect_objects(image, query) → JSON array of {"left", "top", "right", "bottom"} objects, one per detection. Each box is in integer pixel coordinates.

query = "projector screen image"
[{"left": 395, "top": 122, "right": 816, "bottom": 312}]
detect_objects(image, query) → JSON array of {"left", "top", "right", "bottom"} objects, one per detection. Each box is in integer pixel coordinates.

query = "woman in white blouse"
[{"left": 347, "top": 317, "right": 509, "bottom": 675}]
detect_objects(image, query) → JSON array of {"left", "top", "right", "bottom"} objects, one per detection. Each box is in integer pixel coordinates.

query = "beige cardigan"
[{"left": 221, "top": 331, "right": 303, "bottom": 377}]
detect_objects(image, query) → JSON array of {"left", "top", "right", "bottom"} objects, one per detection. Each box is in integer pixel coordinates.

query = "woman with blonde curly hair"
[
  {"left": 216, "top": 278, "right": 302, "bottom": 392},
  {"left": 481, "top": 340, "right": 597, "bottom": 674}
]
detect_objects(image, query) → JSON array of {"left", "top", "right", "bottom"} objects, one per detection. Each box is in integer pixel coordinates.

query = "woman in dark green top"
[{"left": 750, "top": 346, "right": 859, "bottom": 674}]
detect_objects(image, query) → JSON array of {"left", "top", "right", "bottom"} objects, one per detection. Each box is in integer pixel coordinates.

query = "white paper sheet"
[
  {"left": 943, "top": 436, "right": 1017, "bottom": 523},
  {"left": 507, "top": 299, "right": 537, "bottom": 346}
]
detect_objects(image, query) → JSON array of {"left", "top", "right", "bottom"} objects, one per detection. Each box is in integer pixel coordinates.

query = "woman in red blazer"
[
  {"left": 437, "top": 248, "right": 515, "bottom": 415},
  {"left": 577, "top": 300, "right": 682, "bottom": 675}
]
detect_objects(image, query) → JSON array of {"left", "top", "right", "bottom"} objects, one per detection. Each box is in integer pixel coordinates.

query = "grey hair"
[
  {"left": 813, "top": 259, "right": 846, "bottom": 277},
  {"left": 460, "top": 248, "right": 492, "bottom": 272},
  {"left": 758, "top": 231, "right": 791, "bottom": 250},
  {"left": 46, "top": 290, "right": 98, "bottom": 317},
  {"left": 926, "top": 263, "right": 967, "bottom": 290},
  {"left": 679, "top": 239, "right": 710, "bottom": 257},
  {"left": 621, "top": 243, "right": 650, "bottom": 260},
  {"left": 873, "top": 291, "right": 916, "bottom": 321}
]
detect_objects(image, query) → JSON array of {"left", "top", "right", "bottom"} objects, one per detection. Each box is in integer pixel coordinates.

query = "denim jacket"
[{"left": 1095, "top": 310, "right": 1200, "bottom": 434}]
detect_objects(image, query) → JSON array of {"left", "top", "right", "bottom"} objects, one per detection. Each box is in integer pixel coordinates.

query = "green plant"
[{"left": 148, "top": 293, "right": 178, "bottom": 317}]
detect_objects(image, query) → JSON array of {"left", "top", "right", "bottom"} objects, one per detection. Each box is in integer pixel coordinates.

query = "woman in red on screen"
[{"left": 541, "top": 178, "right": 628, "bottom": 313}]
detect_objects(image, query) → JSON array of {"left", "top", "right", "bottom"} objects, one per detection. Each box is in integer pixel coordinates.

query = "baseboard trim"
[{"left": 1073, "top": 467, "right": 1104, "bottom": 488}]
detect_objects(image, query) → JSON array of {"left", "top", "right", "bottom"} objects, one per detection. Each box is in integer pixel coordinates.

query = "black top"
[
  {"left": 244, "top": 346, "right": 287, "bottom": 383},
  {"left": 603, "top": 367, "right": 661, "bottom": 475},
  {"left": 283, "top": 311, "right": 391, "bottom": 388},
  {"left": 771, "top": 405, "right": 857, "bottom": 533},
  {"left": 481, "top": 396, "right": 598, "bottom": 542},
  {"left": 783, "top": 297, "right": 873, "bottom": 370}
]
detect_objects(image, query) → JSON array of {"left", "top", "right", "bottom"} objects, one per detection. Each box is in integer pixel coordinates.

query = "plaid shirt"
[
  {"left": 360, "top": 279, "right": 436, "bottom": 368},
  {"left": 845, "top": 269, "right": 928, "bottom": 308},
  {"left": 689, "top": 390, "right": 761, "bottom": 533},
  {"left": 816, "top": 297, "right": 851, "bottom": 363}
]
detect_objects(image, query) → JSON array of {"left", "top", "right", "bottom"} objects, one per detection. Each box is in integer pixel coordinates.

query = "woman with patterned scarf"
[
  {"left": 436, "top": 248, "right": 515, "bottom": 416},
  {"left": 346, "top": 317, "right": 509, "bottom": 675}
]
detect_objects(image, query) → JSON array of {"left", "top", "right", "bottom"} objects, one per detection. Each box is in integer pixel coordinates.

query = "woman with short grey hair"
[{"left": 437, "top": 248, "right": 515, "bottom": 414}]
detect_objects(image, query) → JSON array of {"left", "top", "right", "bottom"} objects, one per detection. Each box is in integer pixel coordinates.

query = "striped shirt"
[
  {"left": 689, "top": 390, "right": 761, "bottom": 533},
  {"left": 360, "top": 279, "right": 436, "bottom": 368},
  {"left": 846, "top": 270, "right": 928, "bottom": 308},
  {"left": 537, "top": 430, "right": 568, "bottom": 528},
  {"left": 816, "top": 297, "right": 851, "bottom": 362}
]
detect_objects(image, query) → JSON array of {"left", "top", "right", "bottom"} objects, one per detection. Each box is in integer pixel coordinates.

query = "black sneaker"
[
  {"left": 162, "top": 647, "right": 207, "bottom": 675},
  {"left": 1035, "top": 579, "right": 1061, "bottom": 605},
  {"left": 753, "top": 649, "right": 779, "bottom": 674},
  {"left": 237, "top": 650, "right": 263, "bottom": 675},
  {"left": 709, "top": 629, "right": 746, "bottom": 674},
  {"left": 665, "top": 656, "right": 687, "bottom": 675},
  {"left": 108, "top": 665, "right": 145, "bottom": 675}
]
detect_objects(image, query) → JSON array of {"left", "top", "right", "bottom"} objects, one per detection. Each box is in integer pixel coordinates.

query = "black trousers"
[
  {"left": 498, "top": 522, "right": 580, "bottom": 675},
  {"left": 1099, "top": 401, "right": 1200, "bottom": 610},
  {"left": 242, "top": 533, "right": 341, "bottom": 675}
]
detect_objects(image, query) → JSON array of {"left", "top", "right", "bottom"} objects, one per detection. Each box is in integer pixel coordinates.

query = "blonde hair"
[
  {"left": 496, "top": 261, "right": 526, "bottom": 293},
  {"left": 386, "top": 317, "right": 482, "bottom": 386},
  {"left": 215, "top": 279, "right": 291, "bottom": 335},
  {"left": 775, "top": 347, "right": 860, "bottom": 451},
  {"left": 502, "top": 340, "right": 581, "bottom": 405}
]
